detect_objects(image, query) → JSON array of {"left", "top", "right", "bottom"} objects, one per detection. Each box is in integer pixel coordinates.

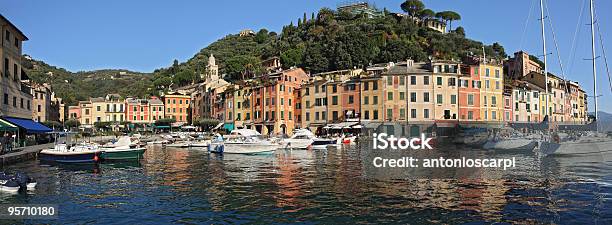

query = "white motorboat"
[
  {"left": 454, "top": 128, "right": 489, "bottom": 147},
  {"left": 539, "top": 132, "right": 612, "bottom": 159},
  {"left": 39, "top": 142, "right": 102, "bottom": 163},
  {"left": 0, "top": 179, "right": 20, "bottom": 193},
  {"left": 99, "top": 136, "right": 147, "bottom": 161},
  {"left": 482, "top": 128, "right": 538, "bottom": 151},
  {"left": 0, "top": 172, "right": 36, "bottom": 192},
  {"left": 189, "top": 140, "right": 212, "bottom": 148},
  {"left": 147, "top": 140, "right": 169, "bottom": 145},
  {"left": 483, "top": 138, "right": 537, "bottom": 151},
  {"left": 166, "top": 141, "right": 192, "bottom": 148},
  {"left": 208, "top": 129, "right": 277, "bottom": 154},
  {"left": 282, "top": 129, "right": 315, "bottom": 149},
  {"left": 311, "top": 137, "right": 341, "bottom": 150}
]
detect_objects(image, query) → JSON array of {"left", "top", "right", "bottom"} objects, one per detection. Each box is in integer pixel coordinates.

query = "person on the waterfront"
[
  {"left": 0, "top": 133, "right": 5, "bottom": 154},
  {"left": 1, "top": 133, "right": 9, "bottom": 154}
]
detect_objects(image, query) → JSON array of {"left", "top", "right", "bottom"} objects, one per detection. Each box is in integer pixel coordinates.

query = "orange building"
[
  {"left": 252, "top": 68, "right": 309, "bottom": 135},
  {"left": 458, "top": 65, "right": 482, "bottom": 122},
  {"left": 162, "top": 92, "right": 191, "bottom": 124}
]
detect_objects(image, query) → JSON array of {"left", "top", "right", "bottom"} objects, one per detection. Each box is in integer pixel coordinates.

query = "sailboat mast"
[
  {"left": 540, "top": 0, "right": 549, "bottom": 117},
  {"left": 589, "top": 0, "right": 598, "bottom": 121}
]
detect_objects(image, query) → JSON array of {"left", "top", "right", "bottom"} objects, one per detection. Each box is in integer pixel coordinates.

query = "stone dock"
[{"left": 0, "top": 143, "right": 54, "bottom": 167}]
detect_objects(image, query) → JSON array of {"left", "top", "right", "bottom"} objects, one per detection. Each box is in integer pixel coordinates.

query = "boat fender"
[{"left": 94, "top": 154, "right": 99, "bottom": 162}]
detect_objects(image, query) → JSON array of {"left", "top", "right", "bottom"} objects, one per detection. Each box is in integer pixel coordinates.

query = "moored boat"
[
  {"left": 483, "top": 138, "right": 537, "bottom": 151},
  {"left": 39, "top": 143, "right": 102, "bottom": 164},
  {"left": 208, "top": 129, "right": 277, "bottom": 154},
  {"left": 0, "top": 179, "right": 21, "bottom": 193},
  {"left": 189, "top": 140, "right": 212, "bottom": 148},
  {"left": 282, "top": 129, "right": 315, "bottom": 149},
  {"left": 311, "top": 137, "right": 341, "bottom": 150},
  {"left": 539, "top": 132, "right": 612, "bottom": 158},
  {"left": 166, "top": 141, "right": 192, "bottom": 148},
  {"left": 99, "top": 137, "right": 147, "bottom": 161},
  {"left": 0, "top": 172, "right": 35, "bottom": 192}
]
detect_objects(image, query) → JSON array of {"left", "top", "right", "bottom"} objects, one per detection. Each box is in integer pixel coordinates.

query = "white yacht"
[
  {"left": 282, "top": 129, "right": 315, "bottom": 149},
  {"left": 539, "top": 132, "right": 612, "bottom": 158},
  {"left": 208, "top": 129, "right": 278, "bottom": 154},
  {"left": 482, "top": 128, "right": 538, "bottom": 151}
]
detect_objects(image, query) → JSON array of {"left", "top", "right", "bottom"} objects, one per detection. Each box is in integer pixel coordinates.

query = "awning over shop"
[
  {"left": 154, "top": 125, "right": 170, "bottom": 129},
  {"left": 324, "top": 121, "right": 359, "bottom": 129},
  {"left": 0, "top": 119, "right": 18, "bottom": 131},
  {"left": 224, "top": 123, "right": 235, "bottom": 131},
  {"left": 3, "top": 117, "right": 52, "bottom": 134}
]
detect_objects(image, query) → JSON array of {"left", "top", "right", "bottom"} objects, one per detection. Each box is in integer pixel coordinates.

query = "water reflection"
[{"left": 0, "top": 144, "right": 609, "bottom": 224}]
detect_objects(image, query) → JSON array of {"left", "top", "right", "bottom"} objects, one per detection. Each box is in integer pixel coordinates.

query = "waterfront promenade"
[{"left": 0, "top": 143, "right": 54, "bottom": 167}]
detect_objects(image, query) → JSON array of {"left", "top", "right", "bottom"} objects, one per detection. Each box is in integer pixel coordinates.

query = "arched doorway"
[{"left": 280, "top": 124, "right": 287, "bottom": 136}]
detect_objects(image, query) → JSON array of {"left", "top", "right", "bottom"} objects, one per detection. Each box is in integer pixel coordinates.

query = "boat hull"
[
  {"left": 483, "top": 139, "right": 537, "bottom": 151},
  {"left": 540, "top": 139, "right": 612, "bottom": 157},
  {"left": 283, "top": 139, "right": 313, "bottom": 149},
  {"left": 166, "top": 143, "right": 190, "bottom": 148},
  {"left": 0, "top": 185, "right": 19, "bottom": 193},
  {"left": 311, "top": 139, "right": 340, "bottom": 150},
  {"left": 208, "top": 143, "right": 277, "bottom": 154},
  {"left": 39, "top": 151, "right": 100, "bottom": 164},
  {"left": 100, "top": 148, "right": 146, "bottom": 161}
]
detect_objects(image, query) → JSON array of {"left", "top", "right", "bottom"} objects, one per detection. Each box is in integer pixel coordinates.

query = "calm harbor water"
[{"left": 1, "top": 143, "right": 611, "bottom": 224}]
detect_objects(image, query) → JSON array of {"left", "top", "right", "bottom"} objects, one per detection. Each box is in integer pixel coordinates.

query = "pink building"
[
  {"left": 126, "top": 98, "right": 151, "bottom": 124},
  {"left": 68, "top": 106, "right": 81, "bottom": 120}
]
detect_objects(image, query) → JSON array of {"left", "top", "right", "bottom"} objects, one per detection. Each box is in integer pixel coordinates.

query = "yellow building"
[
  {"left": 233, "top": 85, "right": 252, "bottom": 129},
  {"left": 477, "top": 62, "right": 504, "bottom": 123},
  {"left": 79, "top": 101, "right": 93, "bottom": 129},
  {"left": 90, "top": 97, "right": 107, "bottom": 124},
  {"left": 431, "top": 60, "right": 461, "bottom": 123},
  {"left": 301, "top": 79, "right": 328, "bottom": 133},
  {"left": 103, "top": 94, "right": 125, "bottom": 123}
]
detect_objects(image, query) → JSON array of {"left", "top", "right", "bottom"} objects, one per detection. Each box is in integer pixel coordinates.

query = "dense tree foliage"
[
  {"left": 64, "top": 119, "right": 80, "bottom": 128},
  {"left": 195, "top": 118, "right": 221, "bottom": 131},
  {"left": 151, "top": 0, "right": 505, "bottom": 80}
]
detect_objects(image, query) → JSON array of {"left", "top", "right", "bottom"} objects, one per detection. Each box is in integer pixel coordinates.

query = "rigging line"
[
  {"left": 545, "top": 0, "right": 568, "bottom": 92},
  {"left": 567, "top": 0, "right": 587, "bottom": 75},
  {"left": 520, "top": 0, "right": 537, "bottom": 50},
  {"left": 594, "top": 6, "right": 612, "bottom": 94}
]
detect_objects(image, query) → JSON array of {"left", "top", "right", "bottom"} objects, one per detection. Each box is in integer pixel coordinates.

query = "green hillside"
[
  {"left": 151, "top": 0, "right": 507, "bottom": 87},
  {"left": 22, "top": 56, "right": 153, "bottom": 105}
]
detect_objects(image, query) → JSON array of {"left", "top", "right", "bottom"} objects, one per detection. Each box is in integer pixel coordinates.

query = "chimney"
[{"left": 406, "top": 59, "right": 414, "bottom": 68}]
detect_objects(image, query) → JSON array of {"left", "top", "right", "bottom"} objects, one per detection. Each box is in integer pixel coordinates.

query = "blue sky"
[{"left": 2, "top": 0, "right": 612, "bottom": 112}]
